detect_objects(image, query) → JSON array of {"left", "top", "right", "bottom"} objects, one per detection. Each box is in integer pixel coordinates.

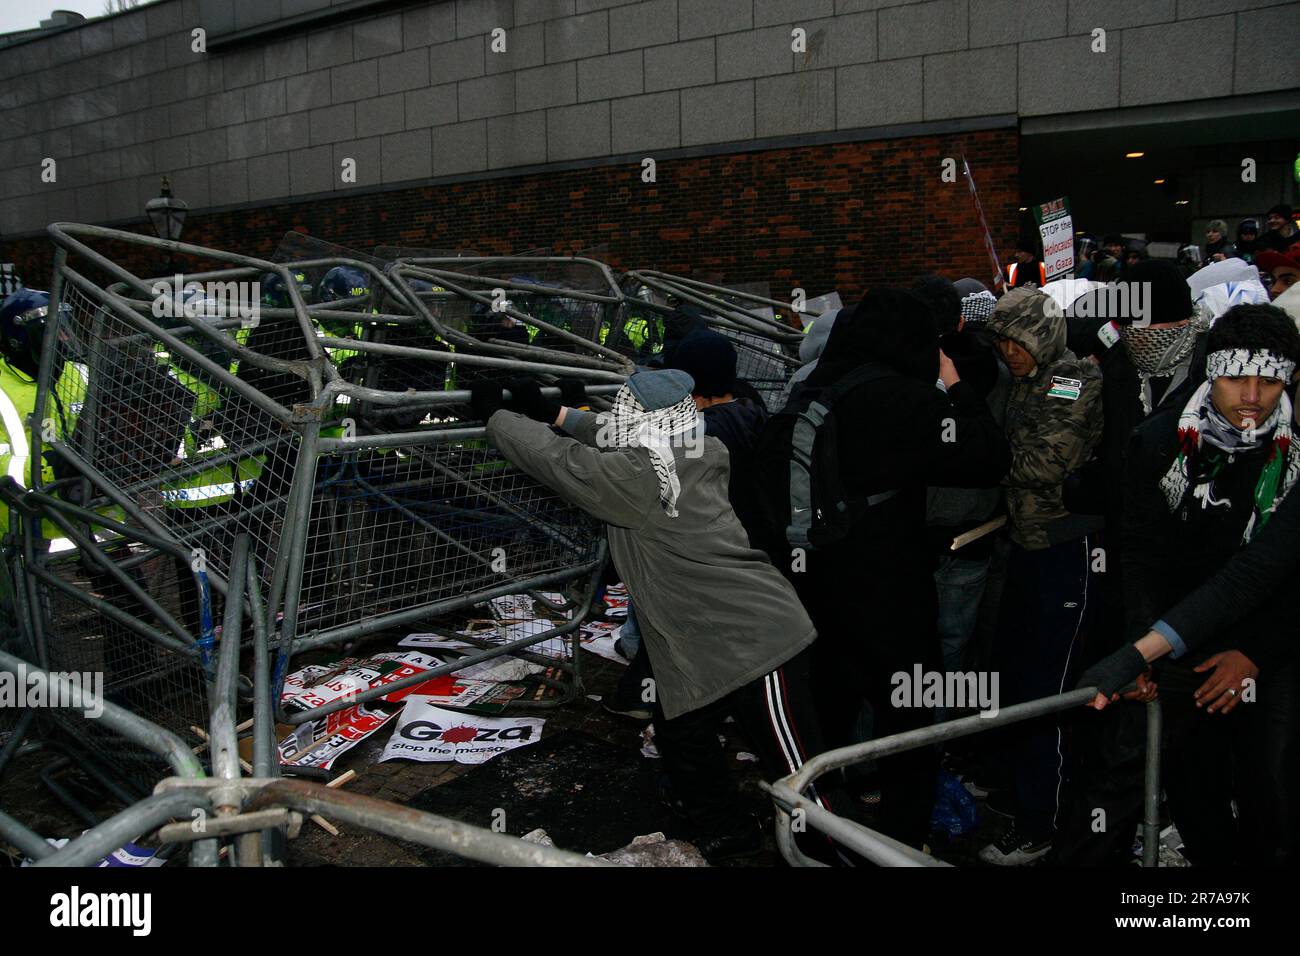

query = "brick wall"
[{"left": 3, "top": 126, "right": 1019, "bottom": 300}]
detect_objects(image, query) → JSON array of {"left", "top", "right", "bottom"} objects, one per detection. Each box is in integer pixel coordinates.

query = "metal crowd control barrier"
[
  {"left": 763, "top": 688, "right": 1164, "bottom": 868},
  {"left": 618, "top": 271, "right": 814, "bottom": 411},
  {"left": 0, "top": 222, "right": 637, "bottom": 788},
  {"left": 0, "top": 649, "right": 608, "bottom": 867}
]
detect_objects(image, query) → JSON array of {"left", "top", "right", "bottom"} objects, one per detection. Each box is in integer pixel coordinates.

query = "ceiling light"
[
  {"left": 1175, "top": 200, "right": 1189, "bottom": 205},
  {"left": 1126, "top": 151, "right": 1145, "bottom": 158},
  {"left": 1154, "top": 178, "right": 1165, "bottom": 185}
]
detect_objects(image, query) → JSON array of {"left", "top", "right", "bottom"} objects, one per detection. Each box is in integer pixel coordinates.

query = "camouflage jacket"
[{"left": 986, "top": 289, "right": 1103, "bottom": 551}]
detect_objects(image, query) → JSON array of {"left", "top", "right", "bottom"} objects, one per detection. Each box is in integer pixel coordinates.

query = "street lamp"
[
  {"left": 146, "top": 176, "right": 188, "bottom": 242},
  {"left": 146, "top": 176, "right": 188, "bottom": 282}
]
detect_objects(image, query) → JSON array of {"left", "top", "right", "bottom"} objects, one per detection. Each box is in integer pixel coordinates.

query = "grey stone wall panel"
[
  {"left": 836, "top": 57, "right": 923, "bottom": 127},
  {"left": 681, "top": 80, "right": 754, "bottom": 145},
  {"left": 433, "top": 119, "right": 489, "bottom": 174},
  {"left": 611, "top": 89, "right": 678, "bottom": 152}
]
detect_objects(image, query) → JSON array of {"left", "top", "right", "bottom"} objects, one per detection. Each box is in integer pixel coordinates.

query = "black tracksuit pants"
[
  {"left": 992, "top": 534, "right": 1096, "bottom": 838},
  {"left": 650, "top": 647, "right": 846, "bottom": 848}
]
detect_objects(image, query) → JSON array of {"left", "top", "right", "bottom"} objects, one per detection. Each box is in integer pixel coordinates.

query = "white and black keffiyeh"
[
  {"left": 1205, "top": 347, "right": 1297, "bottom": 383},
  {"left": 604, "top": 384, "right": 701, "bottom": 518},
  {"left": 1159, "top": 348, "right": 1300, "bottom": 543},
  {"left": 1120, "top": 321, "right": 1203, "bottom": 414},
  {"left": 960, "top": 290, "right": 997, "bottom": 325}
]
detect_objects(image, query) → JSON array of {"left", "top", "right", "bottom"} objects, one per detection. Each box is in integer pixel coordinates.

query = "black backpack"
[{"left": 755, "top": 362, "right": 898, "bottom": 551}]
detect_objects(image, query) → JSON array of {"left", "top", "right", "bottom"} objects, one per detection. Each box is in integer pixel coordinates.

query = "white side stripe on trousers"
[{"left": 764, "top": 671, "right": 802, "bottom": 776}]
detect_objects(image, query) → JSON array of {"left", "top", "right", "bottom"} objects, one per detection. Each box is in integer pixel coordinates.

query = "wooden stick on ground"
[{"left": 189, "top": 726, "right": 340, "bottom": 837}]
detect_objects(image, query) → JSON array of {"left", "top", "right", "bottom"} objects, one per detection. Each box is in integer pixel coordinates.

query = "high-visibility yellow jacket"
[{"left": 0, "top": 360, "right": 100, "bottom": 551}]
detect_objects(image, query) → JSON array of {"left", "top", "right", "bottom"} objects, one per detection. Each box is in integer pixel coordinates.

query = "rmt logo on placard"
[{"left": 49, "top": 887, "right": 151, "bottom": 936}]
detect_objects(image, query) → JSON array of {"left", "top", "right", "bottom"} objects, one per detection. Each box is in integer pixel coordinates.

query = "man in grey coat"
[{"left": 472, "top": 371, "right": 842, "bottom": 862}]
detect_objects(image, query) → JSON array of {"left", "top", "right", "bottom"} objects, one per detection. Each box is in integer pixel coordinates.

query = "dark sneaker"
[
  {"left": 697, "top": 815, "right": 763, "bottom": 864},
  {"left": 979, "top": 822, "right": 1051, "bottom": 866}
]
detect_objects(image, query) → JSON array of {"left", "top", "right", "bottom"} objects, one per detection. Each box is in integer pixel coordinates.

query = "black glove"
[
  {"left": 558, "top": 377, "right": 587, "bottom": 410},
  {"left": 469, "top": 380, "right": 505, "bottom": 422},
  {"left": 1076, "top": 643, "right": 1147, "bottom": 698},
  {"left": 504, "top": 377, "right": 560, "bottom": 425}
]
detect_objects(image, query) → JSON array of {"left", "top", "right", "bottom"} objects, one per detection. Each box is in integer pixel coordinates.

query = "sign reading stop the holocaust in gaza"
[{"left": 1034, "top": 196, "right": 1075, "bottom": 280}]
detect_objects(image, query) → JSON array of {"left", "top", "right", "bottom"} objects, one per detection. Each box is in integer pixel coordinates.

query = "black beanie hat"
[
  {"left": 667, "top": 328, "right": 737, "bottom": 398},
  {"left": 1117, "top": 259, "right": 1192, "bottom": 326}
]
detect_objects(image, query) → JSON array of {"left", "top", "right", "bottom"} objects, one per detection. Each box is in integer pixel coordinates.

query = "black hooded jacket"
[
  {"left": 700, "top": 396, "right": 769, "bottom": 547},
  {"left": 784, "top": 288, "right": 1012, "bottom": 644}
]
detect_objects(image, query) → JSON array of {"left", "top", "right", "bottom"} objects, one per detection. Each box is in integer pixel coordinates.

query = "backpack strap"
[{"left": 785, "top": 362, "right": 899, "bottom": 549}]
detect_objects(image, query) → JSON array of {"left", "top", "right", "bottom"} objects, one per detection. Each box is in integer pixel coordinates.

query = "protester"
[
  {"left": 1257, "top": 247, "right": 1300, "bottom": 301},
  {"left": 762, "top": 287, "right": 1011, "bottom": 850},
  {"left": 979, "top": 288, "right": 1103, "bottom": 865},
  {"left": 471, "top": 371, "right": 848, "bottom": 862},
  {"left": 917, "top": 276, "right": 1011, "bottom": 686},
  {"left": 1261, "top": 204, "right": 1300, "bottom": 253},
  {"left": 1202, "top": 220, "right": 1235, "bottom": 264},
  {"left": 1093, "top": 255, "right": 1121, "bottom": 283},
  {"left": 955, "top": 277, "right": 997, "bottom": 327},
  {"left": 666, "top": 329, "right": 770, "bottom": 546},
  {"left": 604, "top": 330, "right": 777, "bottom": 721},
  {"left": 1076, "top": 238, "right": 1099, "bottom": 280},
  {"left": 1081, "top": 303, "right": 1300, "bottom": 866},
  {"left": 779, "top": 307, "right": 841, "bottom": 407},
  {"left": 1124, "top": 239, "right": 1149, "bottom": 271},
  {"left": 1102, "top": 234, "right": 1126, "bottom": 264},
  {"left": 1053, "top": 260, "right": 1204, "bottom": 865},
  {"left": 1236, "top": 218, "right": 1263, "bottom": 264}
]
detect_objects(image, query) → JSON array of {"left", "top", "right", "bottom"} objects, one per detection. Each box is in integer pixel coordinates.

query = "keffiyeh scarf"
[
  {"left": 1121, "top": 321, "right": 1203, "bottom": 414},
  {"left": 960, "top": 290, "right": 997, "bottom": 325},
  {"left": 1159, "top": 348, "right": 1300, "bottom": 543},
  {"left": 604, "top": 384, "right": 701, "bottom": 518}
]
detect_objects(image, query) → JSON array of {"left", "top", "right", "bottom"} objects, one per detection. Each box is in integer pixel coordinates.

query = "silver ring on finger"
[{"left": 1227, "top": 688, "right": 1238, "bottom": 697}]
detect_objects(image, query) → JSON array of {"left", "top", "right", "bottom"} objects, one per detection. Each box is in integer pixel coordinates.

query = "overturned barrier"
[{"left": 1, "top": 223, "right": 629, "bottom": 791}]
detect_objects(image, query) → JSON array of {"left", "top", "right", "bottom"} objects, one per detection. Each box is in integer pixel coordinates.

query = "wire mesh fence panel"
[
  {"left": 47, "top": 281, "right": 310, "bottom": 600},
  {"left": 607, "top": 273, "right": 802, "bottom": 410},
  {"left": 392, "top": 258, "right": 627, "bottom": 362},
  {"left": 718, "top": 327, "right": 799, "bottom": 412},
  {"left": 33, "top": 550, "right": 208, "bottom": 782},
  {"left": 299, "top": 425, "right": 601, "bottom": 641},
  {"left": 21, "top": 225, "right": 610, "bottom": 742}
]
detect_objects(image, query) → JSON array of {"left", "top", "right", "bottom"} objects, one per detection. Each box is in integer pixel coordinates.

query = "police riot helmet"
[{"left": 0, "top": 289, "right": 69, "bottom": 380}]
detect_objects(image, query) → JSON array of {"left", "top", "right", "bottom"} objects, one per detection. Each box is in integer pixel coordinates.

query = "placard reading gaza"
[{"left": 379, "top": 701, "right": 545, "bottom": 765}]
